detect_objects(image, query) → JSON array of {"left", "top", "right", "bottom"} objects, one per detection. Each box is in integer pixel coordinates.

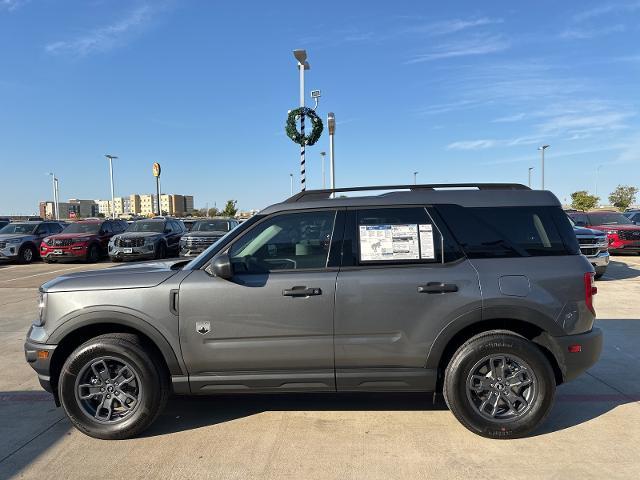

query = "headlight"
[
  {"left": 42, "top": 237, "right": 51, "bottom": 244},
  {"left": 35, "top": 290, "right": 47, "bottom": 327}
]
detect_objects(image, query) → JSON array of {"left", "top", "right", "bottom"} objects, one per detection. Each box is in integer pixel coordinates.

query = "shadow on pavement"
[{"left": 600, "top": 258, "right": 640, "bottom": 281}]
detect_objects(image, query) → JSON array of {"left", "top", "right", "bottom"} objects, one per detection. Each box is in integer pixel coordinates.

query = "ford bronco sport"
[{"left": 25, "top": 183, "right": 602, "bottom": 440}]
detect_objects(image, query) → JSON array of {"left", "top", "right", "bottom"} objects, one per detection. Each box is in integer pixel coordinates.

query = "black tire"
[
  {"left": 443, "top": 331, "right": 555, "bottom": 439},
  {"left": 594, "top": 267, "right": 606, "bottom": 280},
  {"left": 18, "top": 244, "right": 36, "bottom": 264},
  {"left": 43, "top": 257, "right": 54, "bottom": 264},
  {"left": 58, "top": 333, "right": 169, "bottom": 440},
  {"left": 85, "top": 244, "right": 100, "bottom": 263},
  {"left": 155, "top": 242, "right": 167, "bottom": 259},
  {"left": 110, "top": 256, "right": 123, "bottom": 263}
]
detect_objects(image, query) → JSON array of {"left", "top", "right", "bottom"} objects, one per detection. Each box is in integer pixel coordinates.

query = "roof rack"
[{"left": 285, "top": 183, "right": 530, "bottom": 203}]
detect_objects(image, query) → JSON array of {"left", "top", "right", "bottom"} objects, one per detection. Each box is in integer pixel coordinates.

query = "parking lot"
[{"left": 1, "top": 257, "right": 639, "bottom": 479}]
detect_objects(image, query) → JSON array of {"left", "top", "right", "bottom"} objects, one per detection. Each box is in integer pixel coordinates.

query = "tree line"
[{"left": 570, "top": 185, "right": 638, "bottom": 211}]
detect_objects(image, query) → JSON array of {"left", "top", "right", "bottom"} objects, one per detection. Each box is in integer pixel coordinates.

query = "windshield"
[
  {"left": 192, "top": 220, "right": 231, "bottom": 232},
  {"left": 62, "top": 223, "right": 101, "bottom": 234},
  {"left": 126, "top": 221, "right": 165, "bottom": 233},
  {"left": 0, "top": 223, "right": 37, "bottom": 235},
  {"left": 589, "top": 213, "right": 633, "bottom": 225}
]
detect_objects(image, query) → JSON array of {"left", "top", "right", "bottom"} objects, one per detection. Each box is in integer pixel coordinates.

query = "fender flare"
[{"left": 48, "top": 310, "right": 184, "bottom": 375}]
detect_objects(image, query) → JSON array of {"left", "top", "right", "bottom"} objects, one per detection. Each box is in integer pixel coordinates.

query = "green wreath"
[{"left": 286, "top": 107, "right": 323, "bottom": 146}]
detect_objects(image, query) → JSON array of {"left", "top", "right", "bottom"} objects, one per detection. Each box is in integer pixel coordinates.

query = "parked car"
[
  {"left": 0, "top": 217, "right": 10, "bottom": 229},
  {"left": 108, "top": 218, "right": 186, "bottom": 261},
  {"left": 569, "top": 219, "right": 609, "bottom": 279},
  {"left": 25, "top": 183, "right": 602, "bottom": 440},
  {"left": 622, "top": 210, "right": 640, "bottom": 223},
  {"left": 0, "top": 221, "right": 65, "bottom": 263},
  {"left": 567, "top": 211, "right": 640, "bottom": 254},
  {"left": 41, "top": 219, "right": 128, "bottom": 263},
  {"left": 179, "top": 217, "right": 239, "bottom": 257}
]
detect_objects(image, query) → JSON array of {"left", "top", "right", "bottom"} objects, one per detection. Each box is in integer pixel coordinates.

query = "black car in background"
[
  {"left": 108, "top": 217, "right": 186, "bottom": 261},
  {"left": 0, "top": 217, "right": 10, "bottom": 229},
  {"left": 179, "top": 217, "right": 239, "bottom": 256},
  {"left": 623, "top": 210, "right": 640, "bottom": 223}
]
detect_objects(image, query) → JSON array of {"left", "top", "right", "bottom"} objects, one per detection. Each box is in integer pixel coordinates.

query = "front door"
[
  {"left": 179, "top": 209, "right": 340, "bottom": 393},
  {"left": 334, "top": 206, "right": 482, "bottom": 391}
]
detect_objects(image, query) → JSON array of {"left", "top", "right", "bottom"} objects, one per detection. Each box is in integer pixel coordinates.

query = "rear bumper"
[{"left": 539, "top": 327, "right": 603, "bottom": 383}]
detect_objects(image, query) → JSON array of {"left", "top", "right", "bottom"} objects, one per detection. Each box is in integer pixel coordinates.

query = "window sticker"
[
  {"left": 419, "top": 224, "right": 435, "bottom": 259},
  {"left": 359, "top": 224, "right": 420, "bottom": 261}
]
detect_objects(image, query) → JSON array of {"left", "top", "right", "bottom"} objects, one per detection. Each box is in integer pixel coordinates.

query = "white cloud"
[
  {"left": 0, "top": 0, "right": 28, "bottom": 11},
  {"left": 492, "top": 113, "right": 526, "bottom": 123},
  {"left": 406, "top": 35, "right": 509, "bottom": 63},
  {"left": 45, "top": 5, "right": 158, "bottom": 57},
  {"left": 403, "top": 17, "right": 502, "bottom": 36},
  {"left": 447, "top": 140, "right": 497, "bottom": 150},
  {"left": 560, "top": 24, "right": 625, "bottom": 40},
  {"left": 573, "top": 1, "right": 640, "bottom": 22}
]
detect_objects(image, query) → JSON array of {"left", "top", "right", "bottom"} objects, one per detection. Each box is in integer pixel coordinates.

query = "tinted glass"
[
  {"left": 229, "top": 211, "right": 336, "bottom": 272},
  {"left": 355, "top": 207, "right": 445, "bottom": 264},
  {"left": 436, "top": 205, "right": 575, "bottom": 258},
  {"left": 588, "top": 212, "right": 633, "bottom": 225},
  {"left": 569, "top": 213, "right": 588, "bottom": 226},
  {"left": 127, "top": 221, "right": 165, "bottom": 233},
  {"left": 192, "top": 220, "right": 231, "bottom": 232},
  {"left": 62, "top": 222, "right": 101, "bottom": 234},
  {"left": 0, "top": 223, "right": 38, "bottom": 234},
  {"left": 50, "top": 223, "right": 64, "bottom": 234}
]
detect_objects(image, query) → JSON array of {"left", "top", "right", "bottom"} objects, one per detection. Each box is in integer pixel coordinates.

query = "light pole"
[
  {"left": 47, "top": 172, "right": 58, "bottom": 220},
  {"left": 528, "top": 167, "right": 534, "bottom": 188},
  {"left": 293, "top": 49, "right": 310, "bottom": 191},
  {"left": 54, "top": 177, "right": 60, "bottom": 218},
  {"left": 328, "top": 112, "right": 336, "bottom": 195},
  {"left": 413, "top": 171, "right": 419, "bottom": 185},
  {"left": 320, "top": 151, "right": 326, "bottom": 189},
  {"left": 289, "top": 173, "right": 293, "bottom": 196},
  {"left": 104, "top": 155, "right": 118, "bottom": 219},
  {"left": 538, "top": 145, "right": 549, "bottom": 190}
]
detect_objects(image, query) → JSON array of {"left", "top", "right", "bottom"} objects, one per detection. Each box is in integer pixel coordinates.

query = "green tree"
[
  {"left": 608, "top": 185, "right": 638, "bottom": 211},
  {"left": 221, "top": 200, "right": 238, "bottom": 217},
  {"left": 207, "top": 207, "right": 220, "bottom": 217},
  {"left": 570, "top": 191, "right": 599, "bottom": 211}
]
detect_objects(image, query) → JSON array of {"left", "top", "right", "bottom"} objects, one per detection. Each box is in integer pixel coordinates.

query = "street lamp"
[
  {"left": 289, "top": 173, "right": 293, "bottom": 196},
  {"left": 328, "top": 112, "right": 336, "bottom": 195},
  {"left": 47, "top": 172, "right": 59, "bottom": 220},
  {"left": 104, "top": 154, "right": 118, "bottom": 219},
  {"left": 293, "top": 49, "right": 310, "bottom": 192},
  {"left": 413, "top": 171, "right": 419, "bottom": 185},
  {"left": 320, "top": 151, "right": 326, "bottom": 189},
  {"left": 538, "top": 145, "right": 550, "bottom": 190},
  {"left": 528, "top": 167, "right": 534, "bottom": 188}
]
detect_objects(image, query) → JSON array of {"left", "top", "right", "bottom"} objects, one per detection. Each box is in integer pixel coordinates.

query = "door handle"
[
  {"left": 282, "top": 286, "right": 322, "bottom": 297},
  {"left": 418, "top": 282, "right": 458, "bottom": 294}
]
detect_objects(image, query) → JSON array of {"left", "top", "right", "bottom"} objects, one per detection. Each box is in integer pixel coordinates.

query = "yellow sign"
[{"left": 152, "top": 162, "right": 161, "bottom": 177}]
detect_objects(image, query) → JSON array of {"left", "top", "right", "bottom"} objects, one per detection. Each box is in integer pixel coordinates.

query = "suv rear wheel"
[
  {"left": 58, "top": 333, "right": 169, "bottom": 440},
  {"left": 443, "top": 331, "right": 555, "bottom": 439}
]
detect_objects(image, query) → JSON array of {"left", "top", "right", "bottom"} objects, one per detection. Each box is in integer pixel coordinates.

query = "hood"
[
  {"left": 588, "top": 224, "right": 640, "bottom": 232},
  {"left": 48, "top": 232, "right": 97, "bottom": 240},
  {"left": 42, "top": 260, "right": 180, "bottom": 293},
  {"left": 183, "top": 230, "right": 227, "bottom": 238},
  {"left": 573, "top": 226, "right": 606, "bottom": 237},
  {"left": 0, "top": 233, "right": 35, "bottom": 241},
  {"left": 117, "top": 231, "right": 164, "bottom": 239}
]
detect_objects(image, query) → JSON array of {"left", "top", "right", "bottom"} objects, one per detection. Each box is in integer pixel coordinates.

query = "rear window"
[{"left": 436, "top": 205, "right": 578, "bottom": 258}]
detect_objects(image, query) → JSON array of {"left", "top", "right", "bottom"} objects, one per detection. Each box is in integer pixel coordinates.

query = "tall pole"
[
  {"left": 299, "top": 61, "right": 306, "bottom": 191},
  {"left": 528, "top": 167, "right": 534, "bottom": 188},
  {"left": 289, "top": 173, "right": 293, "bottom": 196},
  {"left": 328, "top": 112, "right": 336, "bottom": 196},
  {"left": 156, "top": 177, "right": 161, "bottom": 215},
  {"left": 538, "top": 145, "right": 549, "bottom": 190},
  {"left": 105, "top": 155, "right": 118, "bottom": 219},
  {"left": 413, "top": 171, "right": 419, "bottom": 185},
  {"left": 320, "top": 152, "right": 326, "bottom": 189},
  {"left": 54, "top": 178, "right": 60, "bottom": 219},
  {"left": 48, "top": 173, "right": 58, "bottom": 220}
]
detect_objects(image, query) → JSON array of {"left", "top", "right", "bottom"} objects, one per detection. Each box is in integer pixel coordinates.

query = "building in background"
[
  {"left": 68, "top": 199, "right": 100, "bottom": 218},
  {"left": 130, "top": 194, "right": 141, "bottom": 215}
]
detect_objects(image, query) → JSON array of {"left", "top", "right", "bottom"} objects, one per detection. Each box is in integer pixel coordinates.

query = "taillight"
[{"left": 584, "top": 272, "right": 597, "bottom": 315}]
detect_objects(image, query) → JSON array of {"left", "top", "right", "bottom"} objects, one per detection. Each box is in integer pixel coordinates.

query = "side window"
[
  {"left": 174, "top": 220, "right": 185, "bottom": 232},
  {"left": 572, "top": 214, "right": 588, "bottom": 226},
  {"left": 35, "top": 223, "right": 48, "bottom": 235},
  {"left": 354, "top": 207, "right": 447, "bottom": 265},
  {"left": 229, "top": 210, "right": 336, "bottom": 273},
  {"left": 164, "top": 222, "right": 173, "bottom": 234}
]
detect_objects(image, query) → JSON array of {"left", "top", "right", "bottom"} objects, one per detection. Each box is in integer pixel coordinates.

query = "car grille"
[
  {"left": 183, "top": 236, "right": 221, "bottom": 248},
  {"left": 48, "top": 238, "right": 73, "bottom": 247},
  {"left": 115, "top": 237, "right": 145, "bottom": 247},
  {"left": 578, "top": 238, "right": 597, "bottom": 245},
  {"left": 580, "top": 247, "right": 598, "bottom": 256},
  {"left": 618, "top": 230, "right": 640, "bottom": 241}
]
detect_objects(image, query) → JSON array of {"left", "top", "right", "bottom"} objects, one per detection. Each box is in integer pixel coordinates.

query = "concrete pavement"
[{"left": 1, "top": 256, "right": 639, "bottom": 479}]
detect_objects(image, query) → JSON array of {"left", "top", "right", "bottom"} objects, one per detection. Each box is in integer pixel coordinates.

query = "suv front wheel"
[
  {"left": 443, "top": 331, "right": 555, "bottom": 439},
  {"left": 58, "top": 333, "right": 169, "bottom": 439}
]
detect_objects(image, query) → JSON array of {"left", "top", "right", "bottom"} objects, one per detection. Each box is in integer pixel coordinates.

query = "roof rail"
[{"left": 285, "top": 183, "right": 530, "bottom": 203}]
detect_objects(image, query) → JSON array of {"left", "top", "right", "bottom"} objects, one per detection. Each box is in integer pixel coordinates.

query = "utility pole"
[
  {"left": 104, "top": 155, "right": 118, "bottom": 219},
  {"left": 293, "top": 50, "right": 310, "bottom": 191},
  {"left": 538, "top": 145, "right": 549, "bottom": 190},
  {"left": 413, "top": 171, "right": 419, "bottom": 185},
  {"left": 48, "top": 173, "right": 58, "bottom": 220},
  {"left": 528, "top": 167, "right": 534, "bottom": 188},
  {"left": 328, "top": 112, "right": 336, "bottom": 196},
  {"left": 54, "top": 177, "right": 60, "bottom": 219}
]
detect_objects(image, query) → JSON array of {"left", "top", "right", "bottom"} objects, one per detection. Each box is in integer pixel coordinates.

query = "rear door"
[{"left": 334, "top": 206, "right": 481, "bottom": 391}]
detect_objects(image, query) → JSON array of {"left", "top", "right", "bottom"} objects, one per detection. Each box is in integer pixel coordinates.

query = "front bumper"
[
  {"left": 587, "top": 251, "right": 609, "bottom": 268},
  {"left": 41, "top": 245, "right": 88, "bottom": 261},
  {"left": 24, "top": 330, "right": 58, "bottom": 399},
  {"left": 109, "top": 244, "right": 156, "bottom": 260},
  {"left": 0, "top": 244, "right": 20, "bottom": 260},
  {"left": 538, "top": 328, "right": 603, "bottom": 383}
]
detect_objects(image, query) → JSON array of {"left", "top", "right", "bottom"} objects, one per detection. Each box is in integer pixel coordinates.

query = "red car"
[
  {"left": 567, "top": 211, "right": 640, "bottom": 254},
  {"left": 41, "top": 219, "right": 128, "bottom": 263}
]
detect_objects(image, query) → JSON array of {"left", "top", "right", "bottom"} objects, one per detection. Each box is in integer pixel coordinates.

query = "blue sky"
[{"left": 1, "top": 0, "right": 639, "bottom": 214}]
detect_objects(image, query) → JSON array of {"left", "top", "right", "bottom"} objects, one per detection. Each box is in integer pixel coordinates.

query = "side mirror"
[{"left": 209, "top": 253, "right": 233, "bottom": 279}]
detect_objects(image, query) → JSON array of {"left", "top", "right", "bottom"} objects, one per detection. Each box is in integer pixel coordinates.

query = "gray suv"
[
  {"left": 0, "top": 221, "right": 65, "bottom": 263},
  {"left": 179, "top": 217, "right": 239, "bottom": 257},
  {"left": 24, "top": 184, "right": 602, "bottom": 440}
]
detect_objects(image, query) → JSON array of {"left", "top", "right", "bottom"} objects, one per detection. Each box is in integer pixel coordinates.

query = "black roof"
[{"left": 261, "top": 183, "right": 561, "bottom": 215}]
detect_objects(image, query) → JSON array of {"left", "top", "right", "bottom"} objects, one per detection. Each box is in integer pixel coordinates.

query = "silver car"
[
  {"left": 25, "top": 183, "right": 602, "bottom": 440},
  {"left": 0, "top": 221, "right": 65, "bottom": 264}
]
